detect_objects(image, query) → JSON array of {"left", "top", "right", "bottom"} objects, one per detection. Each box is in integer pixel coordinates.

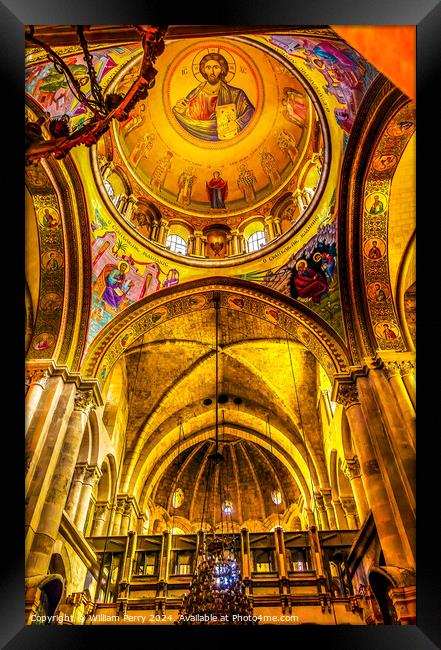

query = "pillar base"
[{"left": 389, "top": 585, "right": 416, "bottom": 625}]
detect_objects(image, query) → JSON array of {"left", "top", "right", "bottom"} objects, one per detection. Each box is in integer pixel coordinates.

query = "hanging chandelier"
[
  {"left": 25, "top": 24, "right": 166, "bottom": 164},
  {"left": 176, "top": 292, "right": 256, "bottom": 625}
]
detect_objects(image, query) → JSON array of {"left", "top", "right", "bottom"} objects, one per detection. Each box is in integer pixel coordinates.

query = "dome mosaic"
[{"left": 95, "top": 36, "right": 327, "bottom": 261}]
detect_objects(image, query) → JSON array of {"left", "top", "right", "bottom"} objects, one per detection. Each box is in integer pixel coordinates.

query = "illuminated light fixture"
[
  {"left": 176, "top": 293, "right": 256, "bottom": 626},
  {"left": 25, "top": 24, "right": 166, "bottom": 164},
  {"left": 271, "top": 490, "right": 282, "bottom": 506},
  {"left": 172, "top": 488, "right": 184, "bottom": 509}
]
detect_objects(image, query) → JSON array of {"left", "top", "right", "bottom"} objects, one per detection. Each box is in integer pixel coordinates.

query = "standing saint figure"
[
  {"left": 129, "top": 132, "right": 155, "bottom": 167},
  {"left": 173, "top": 52, "right": 255, "bottom": 142},
  {"left": 237, "top": 164, "right": 257, "bottom": 203},
  {"left": 206, "top": 171, "right": 228, "bottom": 209},
  {"left": 277, "top": 129, "right": 298, "bottom": 162},
  {"left": 260, "top": 151, "right": 280, "bottom": 187},
  {"left": 177, "top": 168, "right": 197, "bottom": 205},
  {"left": 151, "top": 151, "right": 173, "bottom": 192}
]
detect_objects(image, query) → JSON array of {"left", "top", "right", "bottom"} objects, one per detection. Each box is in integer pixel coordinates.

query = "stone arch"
[
  {"left": 25, "top": 99, "right": 93, "bottom": 371},
  {"left": 137, "top": 422, "right": 313, "bottom": 517},
  {"left": 396, "top": 233, "right": 416, "bottom": 351},
  {"left": 97, "top": 454, "right": 117, "bottom": 503},
  {"left": 337, "top": 76, "right": 413, "bottom": 360},
  {"left": 82, "top": 277, "right": 352, "bottom": 389},
  {"left": 368, "top": 567, "right": 399, "bottom": 624}
]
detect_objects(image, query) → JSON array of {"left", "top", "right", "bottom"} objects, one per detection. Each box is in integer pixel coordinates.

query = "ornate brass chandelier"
[
  {"left": 25, "top": 24, "right": 166, "bottom": 164},
  {"left": 176, "top": 293, "right": 256, "bottom": 625}
]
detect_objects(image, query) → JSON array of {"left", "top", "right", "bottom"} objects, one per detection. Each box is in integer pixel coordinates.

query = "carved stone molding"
[
  {"left": 335, "top": 383, "right": 360, "bottom": 409},
  {"left": 73, "top": 389, "right": 96, "bottom": 415},
  {"left": 25, "top": 368, "right": 50, "bottom": 390}
]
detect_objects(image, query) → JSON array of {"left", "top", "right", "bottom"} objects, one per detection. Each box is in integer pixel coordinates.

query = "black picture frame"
[{"left": 4, "top": 0, "right": 440, "bottom": 647}]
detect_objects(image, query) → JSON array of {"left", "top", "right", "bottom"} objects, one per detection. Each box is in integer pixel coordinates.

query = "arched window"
[
  {"left": 247, "top": 230, "right": 266, "bottom": 253},
  {"left": 103, "top": 179, "right": 113, "bottom": 197},
  {"left": 166, "top": 233, "right": 187, "bottom": 255}
]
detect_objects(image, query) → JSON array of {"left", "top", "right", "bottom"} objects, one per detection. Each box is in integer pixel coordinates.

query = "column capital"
[
  {"left": 342, "top": 456, "right": 362, "bottom": 480},
  {"left": 72, "top": 464, "right": 88, "bottom": 482},
  {"left": 25, "top": 368, "right": 50, "bottom": 390},
  {"left": 335, "top": 382, "right": 360, "bottom": 409},
  {"left": 314, "top": 493, "right": 325, "bottom": 510},
  {"left": 84, "top": 465, "right": 102, "bottom": 486},
  {"left": 383, "top": 360, "right": 402, "bottom": 379},
  {"left": 73, "top": 389, "right": 96, "bottom": 415},
  {"left": 340, "top": 496, "right": 357, "bottom": 514},
  {"left": 400, "top": 360, "right": 415, "bottom": 377},
  {"left": 94, "top": 502, "right": 109, "bottom": 517}
]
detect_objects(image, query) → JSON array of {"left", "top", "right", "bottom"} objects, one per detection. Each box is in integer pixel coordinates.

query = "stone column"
[
  {"left": 237, "top": 233, "right": 246, "bottom": 254},
  {"left": 74, "top": 466, "right": 102, "bottom": 533},
  {"left": 91, "top": 503, "right": 109, "bottom": 537},
  {"left": 193, "top": 231, "right": 203, "bottom": 256},
  {"left": 26, "top": 389, "right": 95, "bottom": 578},
  {"left": 264, "top": 216, "right": 275, "bottom": 241},
  {"left": 293, "top": 188, "right": 306, "bottom": 213},
  {"left": 65, "top": 463, "right": 87, "bottom": 521},
  {"left": 400, "top": 361, "right": 416, "bottom": 410},
  {"left": 383, "top": 361, "right": 415, "bottom": 446},
  {"left": 321, "top": 489, "right": 337, "bottom": 530},
  {"left": 315, "top": 493, "right": 330, "bottom": 530},
  {"left": 341, "top": 497, "right": 358, "bottom": 529},
  {"left": 25, "top": 368, "right": 50, "bottom": 436},
  {"left": 200, "top": 235, "right": 207, "bottom": 257},
  {"left": 112, "top": 497, "right": 126, "bottom": 535},
  {"left": 332, "top": 498, "right": 348, "bottom": 529},
  {"left": 342, "top": 456, "right": 370, "bottom": 523},
  {"left": 157, "top": 219, "right": 169, "bottom": 245},
  {"left": 335, "top": 382, "right": 412, "bottom": 568},
  {"left": 187, "top": 234, "right": 195, "bottom": 255},
  {"left": 230, "top": 229, "right": 239, "bottom": 255},
  {"left": 150, "top": 221, "right": 159, "bottom": 241},
  {"left": 226, "top": 234, "right": 233, "bottom": 257},
  {"left": 120, "top": 501, "right": 133, "bottom": 536},
  {"left": 125, "top": 196, "right": 137, "bottom": 219},
  {"left": 273, "top": 216, "right": 282, "bottom": 236}
]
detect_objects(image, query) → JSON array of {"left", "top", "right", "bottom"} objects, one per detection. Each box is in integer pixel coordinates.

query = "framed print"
[{"left": 2, "top": 0, "right": 440, "bottom": 648}]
